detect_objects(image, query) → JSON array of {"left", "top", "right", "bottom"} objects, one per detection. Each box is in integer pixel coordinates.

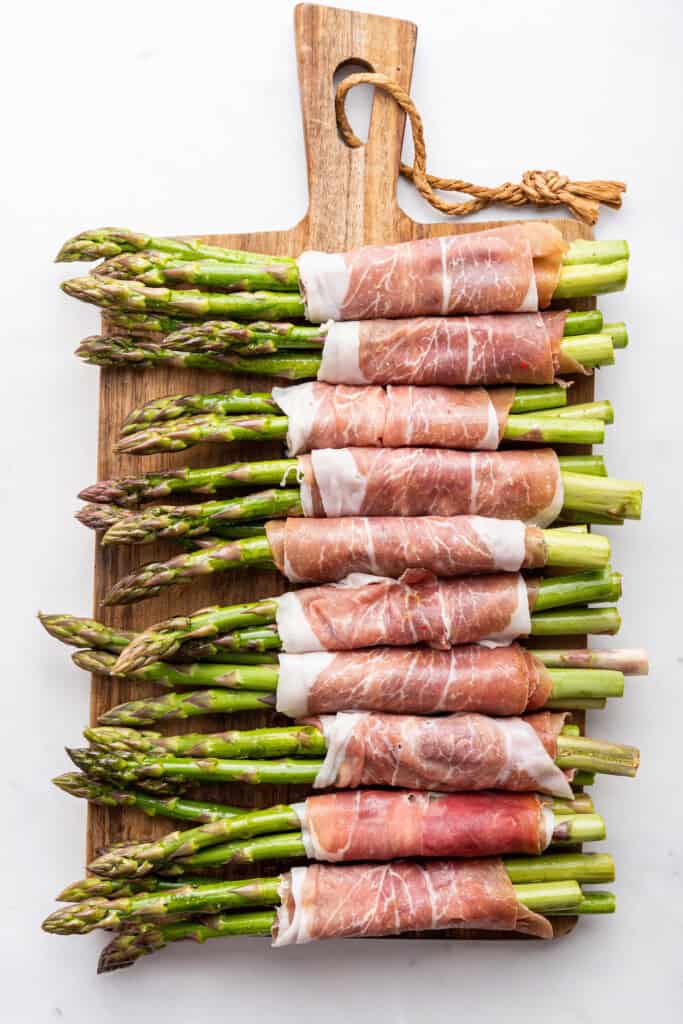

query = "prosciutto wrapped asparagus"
[
  {"left": 99, "top": 516, "right": 611, "bottom": 606},
  {"left": 53, "top": 770, "right": 597, "bottom": 831},
  {"left": 81, "top": 710, "right": 638, "bottom": 802},
  {"left": 45, "top": 856, "right": 614, "bottom": 964},
  {"left": 82, "top": 449, "right": 643, "bottom": 531},
  {"left": 70, "top": 790, "right": 606, "bottom": 883},
  {"left": 41, "top": 611, "right": 645, "bottom": 722},
  {"left": 59, "top": 223, "right": 629, "bottom": 321},
  {"left": 111, "top": 568, "right": 623, "bottom": 674},
  {"left": 77, "top": 310, "right": 626, "bottom": 382},
  {"left": 115, "top": 382, "right": 611, "bottom": 456}
]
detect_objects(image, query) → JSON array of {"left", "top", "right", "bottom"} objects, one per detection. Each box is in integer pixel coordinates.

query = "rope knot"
[
  {"left": 520, "top": 170, "right": 569, "bottom": 205},
  {"left": 335, "top": 72, "right": 626, "bottom": 225}
]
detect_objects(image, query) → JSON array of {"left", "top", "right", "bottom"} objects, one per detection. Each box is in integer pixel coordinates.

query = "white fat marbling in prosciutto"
[
  {"left": 297, "top": 447, "right": 564, "bottom": 527},
  {"left": 294, "top": 790, "right": 554, "bottom": 862},
  {"left": 271, "top": 382, "right": 513, "bottom": 454},
  {"left": 297, "top": 223, "right": 567, "bottom": 322},
  {"left": 318, "top": 311, "right": 578, "bottom": 386},
  {"left": 275, "top": 644, "right": 552, "bottom": 717},
  {"left": 274, "top": 571, "right": 536, "bottom": 653},
  {"left": 266, "top": 516, "right": 545, "bottom": 583},
  {"left": 309, "top": 711, "right": 571, "bottom": 797},
  {"left": 272, "top": 859, "right": 554, "bottom": 945}
]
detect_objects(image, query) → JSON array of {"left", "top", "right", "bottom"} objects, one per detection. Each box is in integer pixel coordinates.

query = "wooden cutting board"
[{"left": 89, "top": 2, "right": 594, "bottom": 940}]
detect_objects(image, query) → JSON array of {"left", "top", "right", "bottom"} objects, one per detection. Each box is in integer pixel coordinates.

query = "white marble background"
[{"left": 2, "top": 0, "right": 681, "bottom": 1019}]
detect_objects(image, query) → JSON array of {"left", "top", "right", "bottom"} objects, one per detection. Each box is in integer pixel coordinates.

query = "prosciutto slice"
[
  {"left": 297, "top": 222, "right": 567, "bottom": 322},
  {"left": 275, "top": 571, "right": 537, "bottom": 653},
  {"left": 295, "top": 790, "right": 554, "bottom": 861},
  {"left": 272, "top": 382, "right": 515, "bottom": 454},
  {"left": 308, "top": 711, "right": 571, "bottom": 797},
  {"left": 276, "top": 644, "right": 552, "bottom": 717},
  {"left": 266, "top": 517, "right": 545, "bottom": 584},
  {"left": 272, "top": 859, "right": 553, "bottom": 945},
  {"left": 298, "top": 447, "right": 564, "bottom": 527},
  {"left": 318, "top": 311, "right": 582, "bottom": 386}
]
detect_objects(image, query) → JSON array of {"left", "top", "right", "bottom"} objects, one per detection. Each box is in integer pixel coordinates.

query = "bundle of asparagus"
[
  {"left": 41, "top": 611, "right": 647, "bottom": 724},
  {"left": 53, "top": 771, "right": 597, "bottom": 826},
  {"left": 83, "top": 516, "right": 615, "bottom": 606},
  {"left": 80, "top": 568, "right": 624, "bottom": 678},
  {"left": 57, "top": 226, "right": 629, "bottom": 323},
  {"left": 74, "top": 312, "right": 627, "bottom": 383},
  {"left": 64, "top": 713, "right": 638, "bottom": 798},
  {"left": 43, "top": 854, "right": 617, "bottom": 972},
  {"left": 114, "top": 384, "right": 614, "bottom": 455}
]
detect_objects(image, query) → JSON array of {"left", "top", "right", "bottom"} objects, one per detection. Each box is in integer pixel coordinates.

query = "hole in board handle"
[{"left": 333, "top": 59, "right": 374, "bottom": 146}]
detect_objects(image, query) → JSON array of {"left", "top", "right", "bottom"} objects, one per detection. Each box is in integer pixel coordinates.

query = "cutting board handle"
[{"left": 294, "top": 3, "right": 418, "bottom": 247}]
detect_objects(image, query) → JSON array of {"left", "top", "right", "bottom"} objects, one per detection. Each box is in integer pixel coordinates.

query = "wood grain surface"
[{"left": 89, "top": 2, "right": 593, "bottom": 940}]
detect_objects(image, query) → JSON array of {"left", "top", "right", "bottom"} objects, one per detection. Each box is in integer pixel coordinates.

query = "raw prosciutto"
[
  {"left": 271, "top": 382, "right": 515, "bottom": 454},
  {"left": 295, "top": 790, "right": 554, "bottom": 861},
  {"left": 307, "top": 711, "right": 571, "bottom": 797},
  {"left": 276, "top": 644, "right": 552, "bottom": 717},
  {"left": 272, "top": 859, "right": 553, "bottom": 945},
  {"left": 275, "top": 571, "right": 537, "bottom": 652},
  {"left": 297, "top": 447, "right": 564, "bottom": 527},
  {"left": 318, "top": 311, "right": 584, "bottom": 386},
  {"left": 297, "top": 222, "right": 567, "bottom": 322},
  {"left": 266, "top": 517, "right": 546, "bottom": 584}
]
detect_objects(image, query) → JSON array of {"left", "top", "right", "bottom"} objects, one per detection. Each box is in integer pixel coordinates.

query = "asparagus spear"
[
  {"left": 97, "top": 911, "right": 278, "bottom": 972},
  {"left": 87, "top": 803, "right": 302, "bottom": 878},
  {"left": 120, "top": 384, "right": 570, "bottom": 435},
  {"left": 57, "top": 874, "right": 214, "bottom": 903},
  {"left": 76, "top": 335, "right": 324, "bottom": 378},
  {"left": 56, "top": 227, "right": 296, "bottom": 265},
  {"left": 73, "top": 648, "right": 280, "bottom": 685},
  {"left": 38, "top": 612, "right": 279, "bottom": 664},
  {"left": 528, "top": 647, "right": 648, "bottom": 674},
  {"left": 38, "top": 612, "right": 136, "bottom": 652},
  {"left": 86, "top": 724, "right": 329, "bottom": 759},
  {"left": 78, "top": 453, "right": 607, "bottom": 507},
  {"left": 112, "top": 570, "right": 622, "bottom": 673},
  {"left": 63, "top": 276, "right": 308, "bottom": 321},
  {"left": 104, "top": 311, "right": 191, "bottom": 340},
  {"left": 43, "top": 876, "right": 283, "bottom": 934},
  {"left": 96, "top": 252, "right": 301, "bottom": 292},
  {"left": 98, "top": 689, "right": 275, "bottom": 725},
  {"left": 160, "top": 320, "right": 328, "bottom": 352},
  {"left": 65, "top": 748, "right": 193, "bottom": 796},
  {"left": 44, "top": 851, "right": 612, "bottom": 934},
  {"left": 52, "top": 773, "right": 243, "bottom": 824}
]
